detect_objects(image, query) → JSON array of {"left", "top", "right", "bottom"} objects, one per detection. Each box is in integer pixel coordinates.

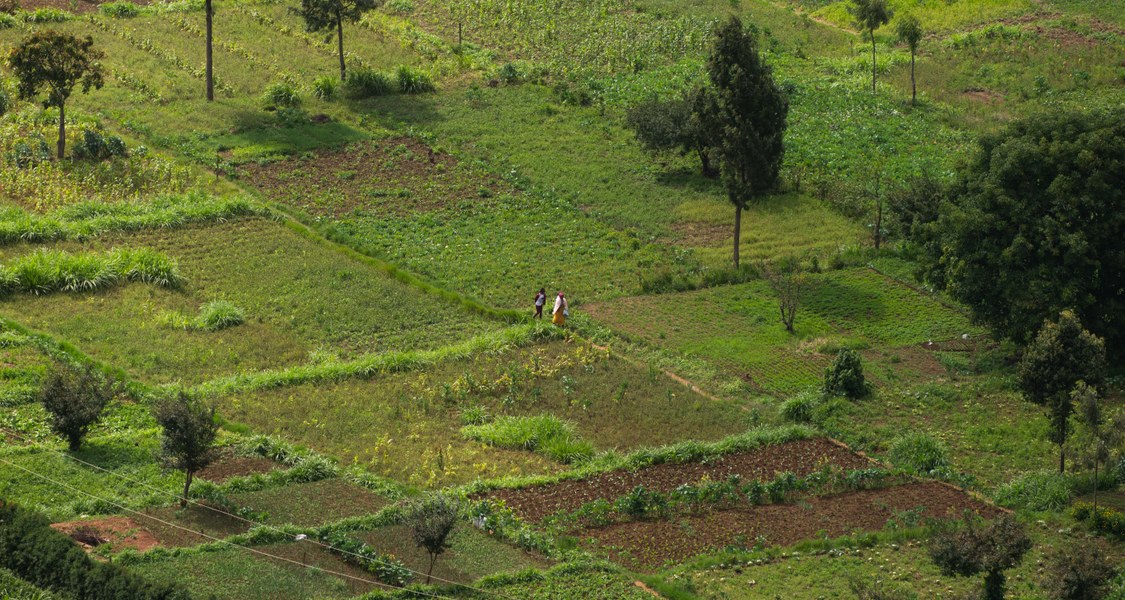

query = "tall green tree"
[
  {"left": 923, "top": 109, "right": 1125, "bottom": 353},
  {"left": 895, "top": 14, "right": 922, "bottom": 104},
  {"left": 1018, "top": 311, "right": 1107, "bottom": 473},
  {"left": 295, "top": 0, "right": 378, "bottom": 81},
  {"left": 850, "top": 0, "right": 891, "bottom": 94},
  {"left": 154, "top": 393, "right": 219, "bottom": 507},
  {"left": 7, "top": 31, "right": 104, "bottom": 159},
  {"left": 707, "top": 16, "right": 789, "bottom": 269}
]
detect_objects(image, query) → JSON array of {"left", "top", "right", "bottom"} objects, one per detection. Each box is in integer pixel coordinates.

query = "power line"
[
  {"left": 0, "top": 428, "right": 515, "bottom": 599},
  {"left": 0, "top": 456, "right": 458, "bottom": 600}
]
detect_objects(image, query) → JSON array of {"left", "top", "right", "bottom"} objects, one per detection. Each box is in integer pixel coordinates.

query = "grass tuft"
[{"left": 462, "top": 414, "right": 594, "bottom": 464}]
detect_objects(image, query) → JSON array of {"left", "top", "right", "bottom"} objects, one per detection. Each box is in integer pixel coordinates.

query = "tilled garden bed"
[
  {"left": 585, "top": 481, "right": 1004, "bottom": 571},
  {"left": 487, "top": 438, "right": 874, "bottom": 522}
]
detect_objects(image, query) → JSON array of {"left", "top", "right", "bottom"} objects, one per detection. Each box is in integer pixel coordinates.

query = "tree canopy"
[
  {"left": 924, "top": 109, "right": 1125, "bottom": 353},
  {"left": 7, "top": 31, "right": 104, "bottom": 159},
  {"left": 707, "top": 16, "right": 788, "bottom": 268},
  {"left": 154, "top": 393, "right": 219, "bottom": 507},
  {"left": 849, "top": 0, "right": 891, "bottom": 93}
]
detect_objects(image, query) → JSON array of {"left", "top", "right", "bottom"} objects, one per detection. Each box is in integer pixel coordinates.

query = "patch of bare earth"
[
  {"left": 670, "top": 221, "right": 728, "bottom": 247},
  {"left": 486, "top": 438, "right": 874, "bottom": 523},
  {"left": 52, "top": 516, "right": 160, "bottom": 553},
  {"left": 587, "top": 482, "right": 1005, "bottom": 571},
  {"left": 196, "top": 449, "right": 282, "bottom": 483},
  {"left": 238, "top": 137, "right": 512, "bottom": 218},
  {"left": 963, "top": 88, "right": 1004, "bottom": 104}
]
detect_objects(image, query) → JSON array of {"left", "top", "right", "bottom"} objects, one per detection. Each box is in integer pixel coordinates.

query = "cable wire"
[
  {"left": 0, "top": 456, "right": 458, "bottom": 600},
  {"left": 0, "top": 428, "right": 515, "bottom": 599}
]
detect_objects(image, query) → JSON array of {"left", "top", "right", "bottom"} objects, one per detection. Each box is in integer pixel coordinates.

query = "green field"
[{"left": 0, "top": 0, "right": 1121, "bottom": 597}]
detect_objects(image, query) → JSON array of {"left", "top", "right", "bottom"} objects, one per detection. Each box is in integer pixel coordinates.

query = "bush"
[
  {"left": 461, "top": 414, "right": 593, "bottom": 464},
  {"left": 0, "top": 13, "right": 13, "bottom": 28},
  {"left": 0, "top": 88, "right": 9, "bottom": 117},
  {"left": 312, "top": 75, "right": 337, "bottom": 100},
  {"left": 928, "top": 515, "right": 1031, "bottom": 600},
  {"left": 0, "top": 501, "right": 191, "bottom": 599},
  {"left": 195, "top": 300, "right": 244, "bottom": 331},
  {"left": 343, "top": 68, "right": 393, "bottom": 99},
  {"left": 396, "top": 65, "right": 434, "bottom": 94},
  {"left": 497, "top": 62, "right": 521, "bottom": 84},
  {"left": 23, "top": 7, "right": 69, "bottom": 22},
  {"left": 824, "top": 348, "right": 869, "bottom": 398},
  {"left": 40, "top": 366, "right": 117, "bottom": 451},
  {"left": 99, "top": 1, "right": 140, "bottom": 17},
  {"left": 780, "top": 389, "right": 822, "bottom": 423},
  {"left": 614, "top": 485, "right": 669, "bottom": 519},
  {"left": 994, "top": 471, "right": 1073, "bottom": 511},
  {"left": 261, "top": 82, "right": 301, "bottom": 109},
  {"left": 888, "top": 433, "right": 950, "bottom": 475},
  {"left": 9, "top": 135, "right": 51, "bottom": 167},
  {"left": 1042, "top": 539, "right": 1118, "bottom": 599},
  {"left": 1071, "top": 503, "right": 1125, "bottom": 538},
  {"left": 72, "top": 129, "right": 127, "bottom": 161}
]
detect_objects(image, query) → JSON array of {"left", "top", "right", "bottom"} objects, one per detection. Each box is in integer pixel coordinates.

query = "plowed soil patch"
[
  {"left": 196, "top": 450, "right": 281, "bottom": 483},
  {"left": 588, "top": 482, "right": 1003, "bottom": 571},
  {"left": 487, "top": 438, "right": 874, "bottom": 522},
  {"left": 239, "top": 138, "right": 511, "bottom": 218},
  {"left": 52, "top": 516, "right": 160, "bottom": 553}
]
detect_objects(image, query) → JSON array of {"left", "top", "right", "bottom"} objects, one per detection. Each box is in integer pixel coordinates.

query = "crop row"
[
  {"left": 84, "top": 15, "right": 235, "bottom": 97},
  {"left": 167, "top": 14, "right": 299, "bottom": 86},
  {"left": 228, "top": 4, "right": 370, "bottom": 72}
]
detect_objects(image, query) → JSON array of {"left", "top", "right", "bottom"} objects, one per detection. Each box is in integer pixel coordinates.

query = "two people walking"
[{"left": 533, "top": 288, "right": 568, "bottom": 326}]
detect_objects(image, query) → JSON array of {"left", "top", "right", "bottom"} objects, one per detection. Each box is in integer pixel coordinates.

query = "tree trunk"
[
  {"left": 1093, "top": 461, "right": 1098, "bottom": 515},
  {"left": 57, "top": 101, "right": 65, "bottom": 159},
  {"left": 733, "top": 204, "right": 742, "bottom": 269},
  {"left": 873, "top": 197, "right": 882, "bottom": 249},
  {"left": 1058, "top": 443, "right": 1065, "bottom": 474},
  {"left": 698, "top": 149, "right": 718, "bottom": 178},
  {"left": 870, "top": 30, "right": 877, "bottom": 94},
  {"left": 426, "top": 553, "right": 436, "bottom": 583},
  {"left": 910, "top": 50, "right": 916, "bottom": 104},
  {"left": 181, "top": 471, "right": 192, "bottom": 508},
  {"left": 983, "top": 570, "right": 1004, "bottom": 600},
  {"left": 337, "top": 14, "right": 346, "bottom": 81},
  {"left": 458, "top": 21, "right": 462, "bottom": 46},
  {"left": 205, "top": 0, "right": 214, "bottom": 101}
]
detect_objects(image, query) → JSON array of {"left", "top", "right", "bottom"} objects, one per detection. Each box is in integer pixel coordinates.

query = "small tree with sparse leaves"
[
  {"left": 1074, "top": 382, "right": 1124, "bottom": 516},
  {"left": 7, "top": 31, "right": 104, "bottom": 159},
  {"left": 154, "top": 393, "right": 219, "bottom": 508},
  {"left": 407, "top": 493, "right": 459, "bottom": 583},
  {"left": 1042, "top": 539, "right": 1117, "bottom": 600},
  {"left": 929, "top": 514, "right": 1031, "bottom": 600},
  {"left": 40, "top": 365, "right": 116, "bottom": 452},
  {"left": 761, "top": 257, "right": 805, "bottom": 333},
  {"left": 1018, "top": 311, "right": 1107, "bottom": 473},
  {"left": 850, "top": 0, "right": 891, "bottom": 94},
  {"left": 294, "top": 0, "right": 379, "bottom": 81},
  {"left": 895, "top": 14, "right": 922, "bottom": 104}
]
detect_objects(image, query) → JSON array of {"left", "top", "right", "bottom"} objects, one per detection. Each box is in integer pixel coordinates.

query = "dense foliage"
[
  {"left": 154, "top": 393, "right": 219, "bottom": 507},
  {"left": 0, "top": 501, "right": 191, "bottom": 600},
  {"left": 925, "top": 109, "right": 1125, "bottom": 353},
  {"left": 40, "top": 365, "right": 117, "bottom": 451},
  {"left": 824, "top": 348, "right": 869, "bottom": 399},
  {"left": 1018, "top": 311, "right": 1106, "bottom": 473},
  {"left": 928, "top": 515, "right": 1031, "bottom": 600}
]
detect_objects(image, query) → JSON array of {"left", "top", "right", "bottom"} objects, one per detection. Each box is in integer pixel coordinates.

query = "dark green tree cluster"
[
  {"left": 921, "top": 109, "right": 1125, "bottom": 354},
  {"left": 0, "top": 501, "right": 191, "bottom": 600},
  {"left": 39, "top": 365, "right": 117, "bottom": 451},
  {"left": 625, "top": 17, "right": 788, "bottom": 269},
  {"left": 928, "top": 515, "right": 1031, "bottom": 600}
]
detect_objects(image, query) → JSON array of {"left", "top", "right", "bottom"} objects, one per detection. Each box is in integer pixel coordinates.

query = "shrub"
[
  {"left": 0, "top": 13, "right": 13, "bottom": 28},
  {"left": 40, "top": 365, "right": 117, "bottom": 451},
  {"left": 780, "top": 389, "right": 822, "bottom": 423},
  {"left": 9, "top": 135, "right": 51, "bottom": 167},
  {"left": 888, "top": 432, "right": 950, "bottom": 475},
  {"left": 497, "top": 62, "right": 521, "bottom": 84},
  {"left": 343, "top": 68, "right": 393, "bottom": 99},
  {"left": 396, "top": 65, "right": 434, "bottom": 94},
  {"left": 99, "top": 1, "right": 140, "bottom": 17},
  {"left": 22, "top": 7, "right": 69, "bottom": 22},
  {"left": 824, "top": 348, "right": 869, "bottom": 398},
  {"left": 459, "top": 406, "right": 490, "bottom": 426},
  {"left": 72, "top": 129, "right": 127, "bottom": 161},
  {"left": 195, "top": 300, "right": 244, "bottom": 331},
  {"left": 0, "top": 87, "right": 9, "bottom": 116},
  {"left": 1042, "top": 539, "right": 1118, "bottom": 599},
  {"left": 1071, "top": 503, "right": 1125, "bottom": 538},
  {"left": 312, "top": 75, "right": 337, "bottom": 100},
  {"left": 318, "top": 531, "right": 411, "bottom": 586},
  {"left": 614, "top": 485, "right": 668, "bottom": 519},
  {"left": 261, "top": 82, "right": 301, "bottom": 109},
  {"left": 994, "top": 471, "right": 1073, "bottom": 511},
  {"left": 929, "top": 515, "right": 1031, "bottom": 600}
]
